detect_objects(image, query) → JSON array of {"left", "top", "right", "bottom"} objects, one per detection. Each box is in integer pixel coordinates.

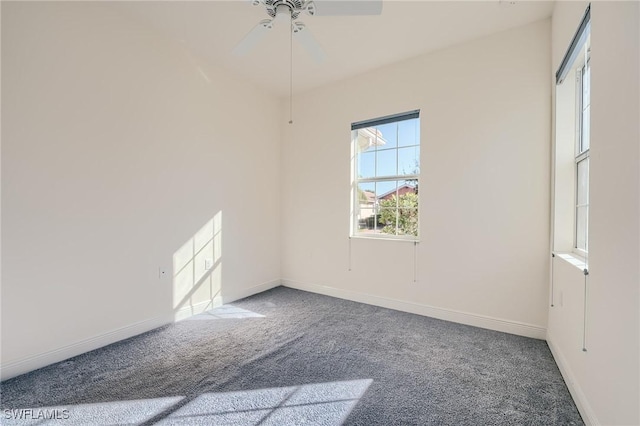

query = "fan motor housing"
[{"left": 265, "top": 0, "right": 303, "bottom": 19}]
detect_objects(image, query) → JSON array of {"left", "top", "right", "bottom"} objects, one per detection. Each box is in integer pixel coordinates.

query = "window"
[
  {"left": 575, "top": 57, "right": 590, "bottom": 254},
  {"left": 553, "top": 5, "right": 590, "bottom": 258},
  {"left": 351, "top": 110, "right": 420, "bottom": 239}
]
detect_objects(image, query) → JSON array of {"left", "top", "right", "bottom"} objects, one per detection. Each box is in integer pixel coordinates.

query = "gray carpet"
[{"left": 1, "top": 286, "right": 583, "bottom": 425}]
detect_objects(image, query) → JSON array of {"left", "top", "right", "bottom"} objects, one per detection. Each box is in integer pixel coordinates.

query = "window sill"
[
  {"left": 350, "top": 235, "right": 419, "bottom": 243},
  {"left": 554, "top": 252, "right": 588, "bottom": 273}
]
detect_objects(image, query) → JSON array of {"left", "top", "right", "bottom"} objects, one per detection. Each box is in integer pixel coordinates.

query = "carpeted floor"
[{"left": 1, "top": 287, "right": 583, "bottom": 425}]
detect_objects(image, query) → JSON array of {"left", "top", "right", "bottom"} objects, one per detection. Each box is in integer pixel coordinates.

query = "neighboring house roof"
[
  {"left": 378, "top": 184, "right": 417, "bottom": 201},
  {"left": 361, "top": 190, "right": 376, "bottom": 204}
]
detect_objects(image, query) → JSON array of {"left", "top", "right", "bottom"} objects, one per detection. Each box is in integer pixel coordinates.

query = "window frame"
[
  {"left": 574, "top": 55, "right": 590, "bottom": 257},
  {"left": 351, "top": 111, "right": 421, "bottom": 241},
  {"left": 553, "top": 3, "right": 590, "bottom": 260}
]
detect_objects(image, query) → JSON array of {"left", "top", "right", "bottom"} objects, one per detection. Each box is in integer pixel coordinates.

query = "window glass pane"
[
  {"left": 355, "top": 130, "right": 371, "bottom": 153},
  {"left": 581, "top": 104, "right": 590, "bottom": 152},
  {"left": 398, "top": 118, "right": 419, "bottom": 147},
  {"left": 357, "top": 182, "right": 375, "bottom": 208},
  {"left": 357, "top": 151, "right": 375, "bottom": 179},
  {"left": 577, "top": 158, "right": 589, "bottom": 205},
  {"left": 397, "top": 189, "right": 418, "bottom": 208},
  {"left": 357, "top": 207, "right": 377, "bottom": 232},
  {"left": 376, "top": 180, "right": 397, "bottom": 203},
  {"left": 585, "top": 208, "right": 589, "bottom": 252},
  {"left": 356, "top": 127, "right": 385, "bottom": 153},
  {"left": 580, "top": 61, "right": 590, "bottom": 152},
  {"left": 376, "top": 123, "right": 397, "bottom": 149},
  {"left": 376, "top": 149, "right": 397, "bottom": 177},
  {"left": 378, "top": 208, "right": 398, "bottom": 235},
  {"left": 576, "top": 206, "right": 588, "bottom": 251},
  {"left": 377, "top": 181, "right": 398, "bottom": 236},
  {"left": 356, "top": 182, "right": 376, "bottom": 233},
  {"left": 398, "top": 146, "right": 420, "bottom": 176},
  {"left": 397, "top": 209, "right": 419, "bottom": 236},
  {"left": 397, "top": 185, "right": 418, "bottom": 237},
  {"left": 583, "top": 62, "right": 590, "bottom": 107}
]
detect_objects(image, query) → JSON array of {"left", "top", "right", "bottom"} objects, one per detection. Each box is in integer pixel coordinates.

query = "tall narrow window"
[
  {"left": 351, "top": 110, "right": 420, "bottom": 239},
  {"left": 553, "top": 5, "right": 590, "bottom": 258}
]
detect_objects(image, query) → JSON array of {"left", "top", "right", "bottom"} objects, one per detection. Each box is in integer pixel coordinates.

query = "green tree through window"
[{"left": 379, "top": 192, "right": 418, "bottom": 236}]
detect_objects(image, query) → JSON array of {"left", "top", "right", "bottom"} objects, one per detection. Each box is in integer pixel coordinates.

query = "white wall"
[
  {"left": 1, "top": 2, "right": 281, "bottom": 379},
  {"left": 547, "top": 2, "right": 640, "bottom": 425},
  {"left": 281, "top": 20, "right": 551, "bottom": 339}
]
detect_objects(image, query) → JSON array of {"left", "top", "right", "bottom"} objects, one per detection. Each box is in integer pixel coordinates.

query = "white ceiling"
[{"left": 117, "top": 1, "right": 554, "bottom": 97}]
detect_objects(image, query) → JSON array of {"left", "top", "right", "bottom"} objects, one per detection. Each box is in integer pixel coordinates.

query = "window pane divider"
[
  {"left": 374, "top": 144, "right": 419, "bottom": 153},
  {"left": 357, "top": 175, "right": 419, "bottom": 184},
  {"left": 575, "top": 150, "right": 589, "bottom": 162}
]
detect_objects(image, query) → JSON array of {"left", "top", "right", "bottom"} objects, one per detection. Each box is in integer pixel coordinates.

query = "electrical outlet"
[{"left": 204, "top": 258, "right": 213, "bottom": 270}]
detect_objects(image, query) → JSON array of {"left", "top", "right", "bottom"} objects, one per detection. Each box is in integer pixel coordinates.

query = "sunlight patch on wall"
[{"left": 173, "top": 211, "right": 223, "bottom": 321}]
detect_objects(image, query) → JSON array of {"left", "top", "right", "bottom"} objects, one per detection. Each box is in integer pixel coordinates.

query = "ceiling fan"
[{"left": 233, "top": 0, "right": 383, "bottom": 63}]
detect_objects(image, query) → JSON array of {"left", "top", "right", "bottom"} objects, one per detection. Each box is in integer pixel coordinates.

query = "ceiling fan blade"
[
  {"left": 310, "top": 0, "right": 382, "bottom": 16},
  {"left": 232, "top": 20, "right": 273, "bottom": 57},
  {"left": 293, "top": 23, "right": 326, "bottom": 63}
]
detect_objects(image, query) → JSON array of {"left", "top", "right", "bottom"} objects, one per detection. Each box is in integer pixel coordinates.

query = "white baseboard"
[
  {"left": 546, "top": 334, "right": 599, "bottom": 426},
  {"left": 0, "top": 314, "right": 172, "bottom": 381},
  {"left": 222, "top": 279, "right": 281, "bottom": 304},
  {"left": 2, "top": 277, "right": 543, "bottom": 381},
  {"left": 282, "top": 279, "right": 547, "bottom": 340}
]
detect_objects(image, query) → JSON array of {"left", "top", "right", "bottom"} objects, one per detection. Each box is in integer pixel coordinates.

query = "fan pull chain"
[
  {"left": 582, "top": 242, "right": 589, "bottom": 351},
  {"left": 582, "top": 267, "right": 589, "bottom": 352},
  {"left": 413, "top": 241, "right": 418, "bottom": 283},
  {"left": 289, "top": 16, "right": 293, "bottom": 124},
  {"left": 550, "top": 252, "right": 555, "bottom": 307}
]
